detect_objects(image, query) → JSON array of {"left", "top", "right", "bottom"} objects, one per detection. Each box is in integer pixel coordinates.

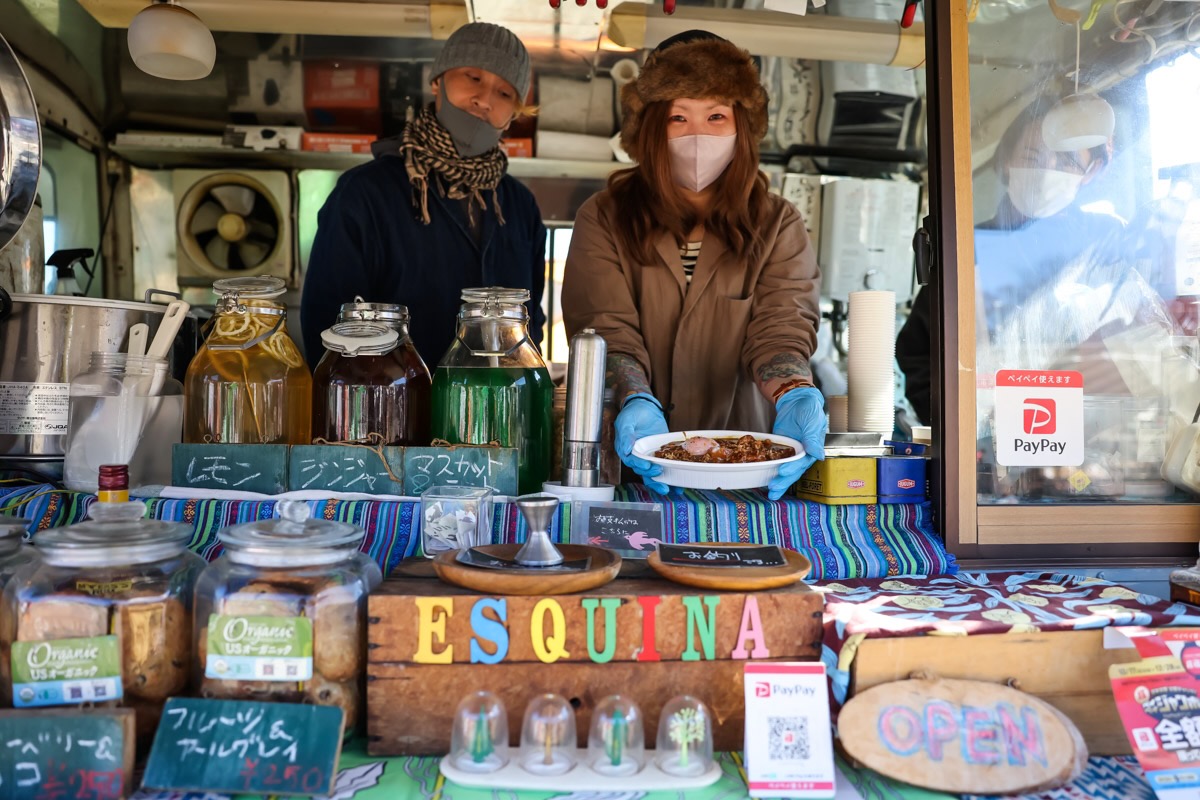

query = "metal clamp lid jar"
[
  {"left": 320, "top": 322, "right": 399, "bottom": 358},
  {"left": 35, "top": 502, "right": 193, "bottom": 567},
  {"left": 337, "top": 298, "right": 412, "bottom": 331},
  {"left": 216, "top": 500, "right": 365, "bottom": 568},
  {"left": 208, "top": 276, "right": 288, "bottom": 353}
]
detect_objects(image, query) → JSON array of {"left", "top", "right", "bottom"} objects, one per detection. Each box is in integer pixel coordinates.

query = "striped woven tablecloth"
[{"left": 0, "top": 484, "right": 955, "bottom": 581}]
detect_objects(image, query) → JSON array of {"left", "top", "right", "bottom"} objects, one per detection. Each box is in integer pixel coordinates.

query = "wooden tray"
[
  {"left": 647, "top": 545, "right": 810, "bottom": 591},
  {"left": 433, "top": 544, "right": 621, "bottom": 595}
]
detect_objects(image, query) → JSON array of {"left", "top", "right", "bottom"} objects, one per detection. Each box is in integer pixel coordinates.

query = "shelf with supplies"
[{"left": 110, "top": 138, "right": 624, "bottom": 180}]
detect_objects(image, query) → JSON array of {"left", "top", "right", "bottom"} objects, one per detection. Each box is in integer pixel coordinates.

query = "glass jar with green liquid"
[{"left": 431, "top": 288, "right": 553, "bottom": 494}]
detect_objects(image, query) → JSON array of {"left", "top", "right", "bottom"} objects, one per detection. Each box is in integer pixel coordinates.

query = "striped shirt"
[{"left": 680, "top": 241, "right": 702, "bottom": 283}]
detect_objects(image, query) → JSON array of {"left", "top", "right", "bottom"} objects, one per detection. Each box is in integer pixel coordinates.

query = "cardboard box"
[
  {"left": 304, "top": 61, "right": 381, "bottom": 134},
  {"left": 367, "top": 575, "right": 823, "bottom": 755},
  {"left": 301, "top": 132, "right": 377, "bottom": 153},
  {"left": 792, "top": 457, "right": 877, "bottom": 504}
]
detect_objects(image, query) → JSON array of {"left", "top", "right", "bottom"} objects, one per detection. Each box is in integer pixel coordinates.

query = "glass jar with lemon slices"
[{"left": 184, "top": 277, "right": 312, "bottom": 444}]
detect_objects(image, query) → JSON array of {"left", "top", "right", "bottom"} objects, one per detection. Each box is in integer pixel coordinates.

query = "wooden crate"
[
  {"left": 850, "top": 630, "right": 1139, "bottom": 755},
  {"left": 367, "top": 573, "right": 823, "bottom": 755}
]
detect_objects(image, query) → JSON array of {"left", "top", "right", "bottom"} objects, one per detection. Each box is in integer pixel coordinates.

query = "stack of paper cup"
[
  {"left": 828, "top": 395, "right": 848, "bottom": 433},
  {"left": 847, "top": 290, "right": 896, "bottom": 434}
]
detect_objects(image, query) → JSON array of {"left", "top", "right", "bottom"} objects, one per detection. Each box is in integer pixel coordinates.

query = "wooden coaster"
[
  {"left": 433, "top": 544, "right": 621, "bottom": 595},
  {"left": 647, "top": 544, "right": 811, "bottom": 591}
]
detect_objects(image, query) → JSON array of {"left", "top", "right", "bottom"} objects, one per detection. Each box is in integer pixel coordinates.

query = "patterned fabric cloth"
[
  {"left": 401, "top": 104, "right": 508, "bottom": 225},
  {"left": 0, "top": 484, "right": 955, "bottom": 581},
  {"left": 820, "top": 572, "right": 1200, "bottom": 711},
  {"left": 964, "top": 756, "right": 1152, "bottom": 800}
]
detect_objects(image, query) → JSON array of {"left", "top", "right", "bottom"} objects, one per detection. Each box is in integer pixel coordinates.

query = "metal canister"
[{"left": 562, "top": 329, "right": 607, "bottom": 487}]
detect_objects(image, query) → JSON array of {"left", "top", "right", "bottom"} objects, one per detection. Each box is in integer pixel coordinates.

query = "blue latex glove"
[
  {"left": 614, "top": 393, "right": 670, "bottom": 494},
  {"left": 767, "top": 386, "right": 827, "bottom": 500}
]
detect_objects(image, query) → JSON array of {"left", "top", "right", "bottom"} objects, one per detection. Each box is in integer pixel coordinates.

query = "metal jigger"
[{"left": 514, "top": 494, "right": 564, "bottom": 567}]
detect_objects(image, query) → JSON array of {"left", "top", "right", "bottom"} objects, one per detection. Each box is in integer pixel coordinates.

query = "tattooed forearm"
[
  {"left": 755, "top": 353, "right": 813, "bottom": 401},
  {"left": 756, "top": 353, "right": 813, "bottom": 383},
  {"left": 607, "top": 353, "right": 653, "bottom": 401}
]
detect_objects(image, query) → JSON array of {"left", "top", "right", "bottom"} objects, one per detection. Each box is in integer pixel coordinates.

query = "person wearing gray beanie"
[{"left": 301, "top": 21, "right": 546, "bottom": 375}]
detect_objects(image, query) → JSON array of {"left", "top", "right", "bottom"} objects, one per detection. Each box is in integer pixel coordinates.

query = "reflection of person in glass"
[{"left": 897, "top": 101, "right": 1122, "bottom": 423}]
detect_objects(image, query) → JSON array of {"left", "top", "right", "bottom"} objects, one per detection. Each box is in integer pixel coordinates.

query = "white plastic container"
[
  {"left": 1161, "top": 421, "right": 1200, "bottom": 495},
  {"left": 630, "top": 430, "right": 806, "bottom": 491}
]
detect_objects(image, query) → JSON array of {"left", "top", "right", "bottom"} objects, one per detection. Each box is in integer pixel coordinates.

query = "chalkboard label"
[
  {"left": 172, "top": 444, "right": 290, "bottom": 495},
  {"left": 289, "top": 445, "right": 404, "bottom": 495},
  {"left": 571, "top": 501, "right": 665, "bottom": 559},
  {"left": 0, "top": 708, "right": 135, "bottom": 800},
  {"left": 143, "top": 698, "right": 344, "bottom": 797},
  {"left": 403, "top": 446, "right": 518, "bottom": 496},
  {"left": 656, "top": 543, "right": 787, "bottom": 568}
]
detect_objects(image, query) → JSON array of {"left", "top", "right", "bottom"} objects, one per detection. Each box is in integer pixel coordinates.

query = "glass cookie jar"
[
  {"left": 0, "top": 515, "right": 39, "bottom": 593},
  {"left": 1, "top": 502, "right": 202, "bottom": 744},
  {"left": 193, "top": 501, "right": 371, "bottom": 732}
]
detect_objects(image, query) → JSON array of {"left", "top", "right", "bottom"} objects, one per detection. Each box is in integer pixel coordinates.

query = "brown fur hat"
[{"left": 619, "top": 32, "right": 769, "bottom": 161}]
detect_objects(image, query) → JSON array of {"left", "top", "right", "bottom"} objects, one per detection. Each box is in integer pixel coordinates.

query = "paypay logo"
[
  {"left": 1022, "top": 399, "right": 1056, "bottom": 435},
  {"left": 755, "top": 683, "right": 771, "bottom": 698}
]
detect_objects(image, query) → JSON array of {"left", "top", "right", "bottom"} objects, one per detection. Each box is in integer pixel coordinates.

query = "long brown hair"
[{"left": 604, "top": 100, "right": 771, "bottom": 266}]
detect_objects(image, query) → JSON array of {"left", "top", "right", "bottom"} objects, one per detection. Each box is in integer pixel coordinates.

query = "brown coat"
[{"left": 562, "top": 190, "right": 821, "bottom": 433}]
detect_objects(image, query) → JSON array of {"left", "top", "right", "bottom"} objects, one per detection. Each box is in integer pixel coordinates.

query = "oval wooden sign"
[{"left": 839, "top": 678, "right": 1087, "bottom": 795}]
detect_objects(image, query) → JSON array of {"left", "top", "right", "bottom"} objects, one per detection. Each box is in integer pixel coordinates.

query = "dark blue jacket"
[{"left": 300, "top": 141, "right": 547, "bottom": 371}]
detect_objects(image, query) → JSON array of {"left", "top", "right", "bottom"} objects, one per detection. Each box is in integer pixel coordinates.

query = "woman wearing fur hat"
[
  {"left": 301, "top": 22, "right": 546, "bottom": 372},
  {"left": 562, "top": 31, "right": 826, "bottom": 500}
]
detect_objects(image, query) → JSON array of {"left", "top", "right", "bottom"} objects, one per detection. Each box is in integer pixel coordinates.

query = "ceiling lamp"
[
  {"left": 127, "top": 0, "right": 216, "bottom": 81},
  {"left": 1042, "top": 4, "right": 1115, "bottom": 151}
]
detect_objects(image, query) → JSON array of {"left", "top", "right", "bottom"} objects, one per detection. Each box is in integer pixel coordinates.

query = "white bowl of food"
[{"left": 630, "top": 430, "right": 807, "bottom": 491}]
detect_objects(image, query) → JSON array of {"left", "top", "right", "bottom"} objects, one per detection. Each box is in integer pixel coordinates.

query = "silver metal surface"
[
  {"left": 0, "top": 294, "right": 200, "bottom": 458},
  {"left": 0, "top": 33, "right": 40, "bottom": 256},
  {"left": 562, "top": 328, "right": 606, "bottom": 488},
  {"left": 514, "top": 493, "right": 564, "bottom": 567},
  {"left": 0, "top": 200, "right": 42, "bottom": 294}
]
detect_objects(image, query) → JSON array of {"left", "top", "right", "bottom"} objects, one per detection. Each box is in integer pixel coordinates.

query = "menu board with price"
[
  {"left": 0, "top": 708, "right": 135, "bottom": 800},
  {"left": 142, "top": 698, "right": 344, "bottom": 796}
]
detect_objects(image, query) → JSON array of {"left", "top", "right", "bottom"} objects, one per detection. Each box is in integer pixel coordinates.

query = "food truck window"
[
  {"left": 39, "top": 128, "right": 100, "bottom": 295},
  {"left": 968, "top": 10, "right": 1200, "bottom": 509}
]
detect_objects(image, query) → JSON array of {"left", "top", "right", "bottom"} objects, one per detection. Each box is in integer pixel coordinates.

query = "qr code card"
[{"left": 744, "top": 663, "right": 834, "bottom": 799}]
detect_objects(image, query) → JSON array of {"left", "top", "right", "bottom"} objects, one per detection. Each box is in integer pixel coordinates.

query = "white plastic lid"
[{"left": 321, "top": 321, "right": 399, "bottom": 356}]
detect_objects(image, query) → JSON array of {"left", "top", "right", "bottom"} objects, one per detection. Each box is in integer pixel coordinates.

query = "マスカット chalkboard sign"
[
  {"left": 656, "top": 543, "right": 787, "bottom": 568},
  {"left": 0, "top": 708, "right": 135, "bottom": 800},
  {"left": 570, "top": 501, "right": 665, "bottom": 559},
  {"left": 142, "top": 698, "right": 344, "bottom": 797},
  {"left": 403, "top": 446, "right": 518, "bottom": 496},
  {"left": 172, "top": 444, "right": 290, "bottom": 495},
  {"left": 288, "top": 445, "right": 404, "bottom": 495}
]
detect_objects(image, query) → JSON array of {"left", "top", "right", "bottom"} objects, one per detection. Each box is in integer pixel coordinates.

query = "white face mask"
[
  {"left": 667, "top": 134, "right": 737, "bottom": 192},
  {"left": 1006, "top": 167, "right": 1084, "bottom": 219}
]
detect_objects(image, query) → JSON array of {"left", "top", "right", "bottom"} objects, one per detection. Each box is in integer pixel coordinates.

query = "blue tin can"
[{"left": 877, "top": 456, "right": 928, "bottom": 504}]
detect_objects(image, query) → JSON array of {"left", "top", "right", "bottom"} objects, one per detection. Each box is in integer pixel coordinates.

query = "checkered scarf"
[{"left": 399, "top": 104, "right": 508, "bottom": 226}]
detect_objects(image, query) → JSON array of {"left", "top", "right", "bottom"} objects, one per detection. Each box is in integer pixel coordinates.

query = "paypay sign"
[{"left": 994, "top": 370, "right": 1084, "bottom": 467}]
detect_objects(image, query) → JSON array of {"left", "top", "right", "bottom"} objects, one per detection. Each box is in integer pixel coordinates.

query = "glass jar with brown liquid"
[
  {"left": 312, "top": 320, "right": 432, "bottom": 445},
  {"left": 183, "top": 276, "right": 311, "bottom": 444}
]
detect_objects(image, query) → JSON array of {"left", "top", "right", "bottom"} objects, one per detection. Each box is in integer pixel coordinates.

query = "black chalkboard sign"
[
  {"left": 142, "top": 698, "right": 344, "bottom": 796},
  {"left": 289, "top": 445, "right": 405, "bottom": 495},
  {"left": 0, "top": 708, "right": 135, "bottom": 800},
  {"left": 656, "top": 543, "right": 788, "bottom": 568},
  {"left": 403, "top": 446, "right": 518, "bottom": 496},
  {"left": 172, "top": 444, "right": 290, "bottom": 495},
  {"left": 571, "top": 501, "right": 665, "bottom": 559}
]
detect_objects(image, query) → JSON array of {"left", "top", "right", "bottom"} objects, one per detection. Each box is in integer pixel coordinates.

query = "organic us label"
[
  {"left": 206, "top": 615, "right": 313, "bottom": 682},
  {"left": 11, "top": 635, "right": 124, "bottom": 708}
]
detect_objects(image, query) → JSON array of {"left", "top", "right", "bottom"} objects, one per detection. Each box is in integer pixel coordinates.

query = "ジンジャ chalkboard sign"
[
  {"left": 142, "top": 698, "right": 344, "bottom": 797},
  {"left": 571, "top": 501, "right": 665, "bottom": 559},
  {"left": 289, "top": 445, "right": 405, "bottom": 495},
  {"left": 0, "top": 708, "right": 135, "bottom": 800},
  {"left": 656, "top": 543, "right": 788, "bottom": 568}
]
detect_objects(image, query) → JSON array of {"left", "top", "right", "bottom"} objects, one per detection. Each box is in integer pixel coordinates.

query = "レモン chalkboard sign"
[
  {"left": 142, "top": 698, "right": 344, "bottom": 796},
  {"left": 172, "top": 444, "right": 290, "bottom": 495}
]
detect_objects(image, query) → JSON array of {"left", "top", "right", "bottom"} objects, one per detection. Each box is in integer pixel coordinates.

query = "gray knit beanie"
[{"left": 431, "top": 22, "right": 531, "bottom": 101}]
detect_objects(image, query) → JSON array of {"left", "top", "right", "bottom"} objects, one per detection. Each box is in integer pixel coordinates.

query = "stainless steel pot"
[
  {"left": 0, "top": 32, "right": 40, "bottom": 295},
  {"left": 0, "top": 293, "right": 201, "bottom": 466}
]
